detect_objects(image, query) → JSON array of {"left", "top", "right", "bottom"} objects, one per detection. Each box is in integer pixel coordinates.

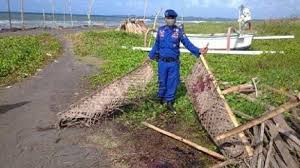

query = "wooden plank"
[
  {"left": 142, "top": 122, "right": 226, "bottom": 160},
  {"left": 264, "top": 138, "right": 274, "bottom": 168},
  {"left": 267, "top": 121, "right": 299, "bottom": 168},
  {"left": 125, "top": 46, "right": 283, "bottom": 55},
  {"left": 257, "top": 123, "right": 265, "bottom": 168}
]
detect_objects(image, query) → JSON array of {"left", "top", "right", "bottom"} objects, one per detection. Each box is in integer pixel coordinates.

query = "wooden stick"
[
  {"left": 142, "top": 122, "right": 226, "bottom": 160},
  {"left": 215, "top": 99, "right": 300, "bottom": 141},
  {"left": 264, "top": 138, "right": 274, "bottom": 168},
  {"left": 257, "top": 123, "right": 265, "bottom": 168},
  {"left": 211, "top": 159, "right": 238, "bottom": 168},
  {"left": 222, "top": 84, "right": 255, "bottom": 95},
  {"left": 200, "top": 55, "right": 254, "bottom": 157}
]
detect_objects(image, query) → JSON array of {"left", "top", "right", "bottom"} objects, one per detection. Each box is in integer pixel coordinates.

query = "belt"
[{"left": 160, "top": 57, "right": 178, "bottom": 62}]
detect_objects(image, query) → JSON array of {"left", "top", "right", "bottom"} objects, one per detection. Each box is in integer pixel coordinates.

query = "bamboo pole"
[
  {"left": 51, "top": 0, "right": 55, "bottom": 27},
  {"left": 68, "top": 0, "right": 73, "bottom": 27},
  {"left": 87, "top": 0, "right": 95, "bottom": 27},
  {"left": 143, "top": 0, "right": 148, "bottom": 20},
  {"left": 20, "top": 0, "right": 24, "bottom": 29},
  {"left": 142, "top": 122, "right": 226, "bottom": 160},
  {"left": 43, "top": 8, "right": 46, "bottom": 28},
  {"left": 199, "top": 54, "right": 254, "bottom": 157},
  {"left": 215, "top": 98, "right": 300, "bottom": 141},
  {"left": 7, "top": 0, "right": 12, "bottom": 29},
  {"left": 63, "top": 0, "right": 66, "bottom": 27},
  {"left": 129, "top": 47, "right": 283, "bottom": 55}
]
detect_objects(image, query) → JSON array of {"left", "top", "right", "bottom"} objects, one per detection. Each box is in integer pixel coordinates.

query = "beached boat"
[{"left": 153, "top": 32, "right": 254, "bottom": 50}]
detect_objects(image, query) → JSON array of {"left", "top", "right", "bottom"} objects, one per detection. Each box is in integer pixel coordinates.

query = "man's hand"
[{"left": 200, "top": 47, "right": 208, "bottom": 56}]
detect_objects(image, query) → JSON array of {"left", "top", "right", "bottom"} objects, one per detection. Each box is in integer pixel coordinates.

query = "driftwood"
[
  {"left": 142, "top": 122, "right": 226, "bottom": 160},
  {"left": 118, "top": 18, "right": 148, "bottom": 34}
]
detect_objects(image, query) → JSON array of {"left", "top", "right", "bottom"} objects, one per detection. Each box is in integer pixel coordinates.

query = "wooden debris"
[
  {"left": 118, "top": 18, "right": 148, "bottom": 34},
  {"left": 257, "top": 123, "right": 265, "bottom": 168},
  {"left": 142, "top": 122, "right": 226, "bottom": 160},
  {"left": 216, "top": 98, "right": 300, "bottom": 141},
  {"left": 222, "top": 83, "right": 255, "bottom": 95},
  {"left": 263, "top": 138, "right": 273, "bottom": 168}
]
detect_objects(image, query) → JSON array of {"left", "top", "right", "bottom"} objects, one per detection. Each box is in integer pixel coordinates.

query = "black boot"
[{"left": 166, "top": 102, "right": 176, "bottom": 114}]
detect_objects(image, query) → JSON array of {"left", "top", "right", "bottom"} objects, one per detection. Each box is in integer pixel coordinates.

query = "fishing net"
[
  {"left": 186, "top": 61, "right": 247, "bottom": 158},
  {"left": 58, "top": 62, "right": 154, "bottom": 127}
]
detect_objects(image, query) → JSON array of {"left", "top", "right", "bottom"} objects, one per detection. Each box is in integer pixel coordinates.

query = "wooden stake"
[
  {"left": 142, "top": 122, "right": 226, "bottom": 160},
  {"left": 215, "top": 99, "right": 300, "bottom": 141},
  {"left": 200, "top": 55, "right": 254, "bottom": 157}
]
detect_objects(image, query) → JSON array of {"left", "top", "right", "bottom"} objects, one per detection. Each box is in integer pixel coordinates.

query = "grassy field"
[
  {"left": 73, "top": 20, "right": 300, "bottom": 161},
  {"left": 0, "top": 33, "right": 61, "bottom": 86}
]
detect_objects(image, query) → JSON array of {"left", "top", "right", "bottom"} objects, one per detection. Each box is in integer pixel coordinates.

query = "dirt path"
[{"left": 0, "top": 29, "right": 112, "bottom": 168}]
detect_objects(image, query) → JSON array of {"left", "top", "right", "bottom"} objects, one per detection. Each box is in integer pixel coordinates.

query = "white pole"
[
  {"left": 7, "top": 0, "right": 12, "bottom": 29},
  {"left": 64, "top": 0, "right": 66, "bottom": 27},
  {"left": 68, "top": 0, "right": 73, "bottom": 27},
  {"left": 87, "top": 0, "right": 95, "bottom": 27},
  {"left": 143, "top": 0, "right": 148, "bottom": 20},
  {"left": 20, "top": 0, "right": 24, "bottom": 29},
  {"left": 43, "top": 8, "right": 46, "bottom": 28},
  {"left": 51, "top": 0, "right": 55, "bottom": 27}
]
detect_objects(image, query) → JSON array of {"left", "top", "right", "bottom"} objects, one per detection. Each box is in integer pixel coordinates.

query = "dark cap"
[{"left": 165, "top": 9, "right": 178, "bottom": 18}]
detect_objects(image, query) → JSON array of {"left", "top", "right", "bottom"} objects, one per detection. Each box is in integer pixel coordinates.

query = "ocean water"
[{"left": 0, "top": 12, "right": 226, "bottom": 29}]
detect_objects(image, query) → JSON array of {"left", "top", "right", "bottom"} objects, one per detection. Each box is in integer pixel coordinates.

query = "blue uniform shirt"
[{"left": 149, "top": 25, "right": 200, "bottom": 60}]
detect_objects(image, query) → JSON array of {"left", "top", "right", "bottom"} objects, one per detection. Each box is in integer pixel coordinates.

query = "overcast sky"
[{"left": 0, "top": 0, "right": 299, "bottom": 19}]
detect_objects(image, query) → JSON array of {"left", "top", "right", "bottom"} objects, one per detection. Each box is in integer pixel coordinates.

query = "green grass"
[
  {"left": 73, "top": 30, "right": 216, "bottom": 155},
  {"left": 0, "top": 33, "right": 61, "bottom": 86},
  {"left": 73, "top": 31, "right": 146, "bottom": 85},
  {"left": 73, "top": 20, "right": 300, "bottom": 157},
  {"left": 184, "top": 20, "right": 300, "bottom": 120}
]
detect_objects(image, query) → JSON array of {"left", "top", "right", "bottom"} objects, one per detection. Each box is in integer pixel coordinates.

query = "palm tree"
[
  {"left": 20, "top": 0, "right": 24, "bottom": 29},
  {"left": 7, "top": 0, "right": 12, "bottom": 29}
]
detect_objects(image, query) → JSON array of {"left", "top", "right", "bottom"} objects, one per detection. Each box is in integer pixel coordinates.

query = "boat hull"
[
  {"left": 152, "top": 32, "right": 254, "bottom": 50},
  {"left": 185, "top": 34, "right": 254, "bottom": 50}
]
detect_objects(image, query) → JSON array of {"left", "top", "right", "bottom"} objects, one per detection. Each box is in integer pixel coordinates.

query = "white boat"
[{"left": 153, "top": 32, "right": 254, "bottom": 50}]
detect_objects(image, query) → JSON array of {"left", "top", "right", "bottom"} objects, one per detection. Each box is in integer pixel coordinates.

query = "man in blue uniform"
[{"left": 149, "top": 9, "right": 208, "bottom": 113}]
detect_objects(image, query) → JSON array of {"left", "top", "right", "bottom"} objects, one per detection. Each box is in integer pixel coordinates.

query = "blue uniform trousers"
[{"left": 157, "top": 60, "right": 180, "bottom": 102}]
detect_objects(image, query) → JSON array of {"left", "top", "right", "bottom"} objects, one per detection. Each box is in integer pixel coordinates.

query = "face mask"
[{"left": 165, "top": 18, "right": 176, "bottom": 26}]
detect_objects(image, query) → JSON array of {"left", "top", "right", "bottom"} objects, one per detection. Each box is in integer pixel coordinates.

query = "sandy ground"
[{"left": 0, "top": 28, "right": 216, "bottom": 168}]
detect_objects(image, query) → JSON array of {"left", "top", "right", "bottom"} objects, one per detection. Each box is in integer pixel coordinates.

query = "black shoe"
[
  {"left": 166, "top": 102, "right": 177, "bottom": 114},
  {"left": 152, "top": 96, "right": 164, "bottom": 105}
]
